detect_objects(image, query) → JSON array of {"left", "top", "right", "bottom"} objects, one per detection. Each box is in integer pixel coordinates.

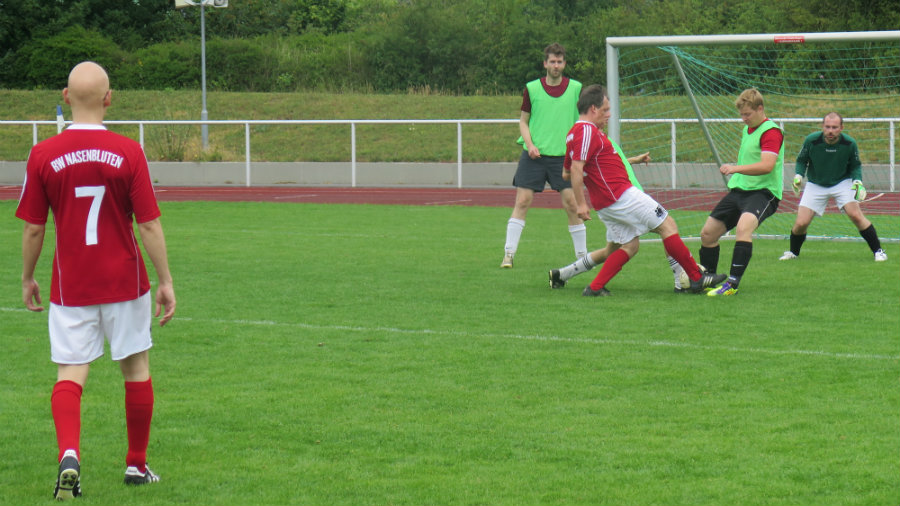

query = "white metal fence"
[{"left": 2, "top": 117, "right": 897, "bottom": 190}]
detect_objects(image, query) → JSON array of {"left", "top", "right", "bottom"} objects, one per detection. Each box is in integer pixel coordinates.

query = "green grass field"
[{"left": 1, "top": 199, "right": 898, "bottom": 505}]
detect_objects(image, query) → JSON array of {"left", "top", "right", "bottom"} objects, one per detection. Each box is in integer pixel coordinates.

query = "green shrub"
[
  {"left": 18, "top": 26, "right": 124, "bottom": 89},
  {"left": 207, "top": 38, "right": 277, "bottom": 91},
  {"left": 118, "top": 41, "right": 200, "bottom": 89}
]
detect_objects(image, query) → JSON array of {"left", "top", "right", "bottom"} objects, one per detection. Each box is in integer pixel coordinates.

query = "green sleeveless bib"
[
  {"left": 728, "top": 119, "right": 784, "bottom": 199},
  {"left": 517, "top": 79, "right": 581, "bottom": 156}
]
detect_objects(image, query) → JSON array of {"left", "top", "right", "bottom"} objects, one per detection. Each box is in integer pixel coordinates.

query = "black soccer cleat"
[
  {"left": 689, "top": 272, "right": 727, "bottom": 293},
  {"left": 124, "top": 465, "right": 160, "bottom": 485},
  {"left": 549, "top": 269, "right": 566, "bottom": 289},
  {"left": 54, "top": 450, "right": 81, "bottom": 500},
  {"left": 582, "top": 285, "right": 611, "bottom": 297}
]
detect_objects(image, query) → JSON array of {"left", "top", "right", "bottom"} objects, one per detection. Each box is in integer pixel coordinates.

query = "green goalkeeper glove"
[
  {"left": 851, "top": 179, "right": 867, "bottom": 201},
  {"left": 791, "top": 174, "right": 802, "bottom": 197}
]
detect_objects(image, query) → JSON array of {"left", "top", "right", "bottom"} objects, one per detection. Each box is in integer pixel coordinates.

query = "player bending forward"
[
  {"left": 548, "top": 84, "right": 725, "bottom": 296},
  {"left": 780, "top": 112, "right": 887, "bottom": 262}
]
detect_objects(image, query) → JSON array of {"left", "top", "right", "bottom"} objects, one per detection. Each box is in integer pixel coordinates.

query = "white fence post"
[
  {"left": 457, "top": 122, "right": 463, "bottom": 189},
  {"left": 890, "top": 120, "right": 896, "bottom": 192},
  {"left": 670, "top": 121, "right": 677, "bottom": 189},
  {"left": 351, "top": 122, "right": 357, "bottom": 188},
  {"left": 245, "top": 122, "right": 251, "bottom": 187}
]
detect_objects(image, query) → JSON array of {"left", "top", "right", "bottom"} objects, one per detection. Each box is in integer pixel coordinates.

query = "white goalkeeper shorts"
[
  {"left": 596, "top": 187, "right": 669, "bottom": 245},
  {"left": 48, "top": 292, "right": 153, "bottom": 365},
  {"left": 799, "top": 179, "right": 855, "bottom": 216}
]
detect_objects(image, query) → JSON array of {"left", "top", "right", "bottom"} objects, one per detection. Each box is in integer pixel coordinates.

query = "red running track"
[{"left": 1, "top": 185, "right": 897, "bottom": 214}]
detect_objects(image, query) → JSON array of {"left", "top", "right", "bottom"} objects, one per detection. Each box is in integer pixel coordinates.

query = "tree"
[{"left": 13, "top": 26, "right": 124, "bottom": 89}]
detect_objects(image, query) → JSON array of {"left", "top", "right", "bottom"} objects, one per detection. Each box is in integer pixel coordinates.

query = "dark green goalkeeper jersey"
[{"left": 794, "top": 132, "right": 862, "bottom": 187}]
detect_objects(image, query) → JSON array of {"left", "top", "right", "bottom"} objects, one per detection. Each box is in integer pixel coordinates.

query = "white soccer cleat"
[
  {"left": 874, "top": 249, "right": 888, "bottom": 262},
  {"left": 500, "top": 252, "right": 514, "bottom": 268},
  {"left": 779, "top": 251, "right": 798, "bottom": 261}
]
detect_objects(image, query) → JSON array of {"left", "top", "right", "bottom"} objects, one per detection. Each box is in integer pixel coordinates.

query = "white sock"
[
  {"left": 504, "top": 218, "right": 525, "bottom": 255},
  {"left": 668, "top": 255, "right": 684, "bottom": 289},
  {"left": 559, "top": 254, "right": 598, "bottom": 281},
  {"left": 569, "top": 223, "right": 587, "bottom": 258}
]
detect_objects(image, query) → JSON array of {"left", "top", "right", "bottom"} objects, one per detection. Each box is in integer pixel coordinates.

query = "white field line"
[{"left": 4, "top": 307, "right": 895, "bottom": 361}]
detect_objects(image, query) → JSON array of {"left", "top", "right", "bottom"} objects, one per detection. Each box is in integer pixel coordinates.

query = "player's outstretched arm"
[
  {"left": 21, "top": 222, "right": 45, "bottom": 312},
  {"left": 627, "top": 152, "right": 651, "bottom": 165},
  {"left": 137, "top": 218, "right": 176, "bottom": 326}
]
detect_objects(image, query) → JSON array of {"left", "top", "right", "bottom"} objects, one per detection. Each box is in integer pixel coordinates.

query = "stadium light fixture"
[{"left": 174, "top": 0, "right": 229, "bottom": 149}]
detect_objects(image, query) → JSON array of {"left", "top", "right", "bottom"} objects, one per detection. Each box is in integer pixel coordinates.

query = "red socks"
[
  {"left": 589, "top": 248, "right": 630, "bottom": 290},
  {"left": 125, "top": 378, "right": 154, "bottom": 472},
  {"left": 587, "top": 235, "right": 701, "bottom": 291},
  {"left": 662, "top": 234, "right": 702, "bottom": 281},
  {"left": 52, "top": 381, "right": 83, "bottom": 462},
  {"left": 52, "top": 377, "right": 155, "bottom": 471}
]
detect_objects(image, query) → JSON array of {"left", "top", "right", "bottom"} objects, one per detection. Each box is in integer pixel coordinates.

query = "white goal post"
[
  {"left": 603, "top": 30, "right": 900, "bottom": 242},
  {"left": 605, "top": 30, "right": 900, "bottom": 145}
]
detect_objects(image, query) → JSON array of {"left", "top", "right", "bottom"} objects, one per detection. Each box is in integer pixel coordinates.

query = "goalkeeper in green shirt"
[{"left": 780, "top": 112, "right": 887, "bottom": 262}]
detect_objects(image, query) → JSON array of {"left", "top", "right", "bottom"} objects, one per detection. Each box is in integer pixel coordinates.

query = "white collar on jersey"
[{"left": 65, "top": 124, "right": 108, "bottom": 131}]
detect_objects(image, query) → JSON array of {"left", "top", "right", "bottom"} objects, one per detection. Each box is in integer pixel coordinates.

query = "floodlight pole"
[{"left": 200, "top": 1, "right": 209, "bottom": 150}]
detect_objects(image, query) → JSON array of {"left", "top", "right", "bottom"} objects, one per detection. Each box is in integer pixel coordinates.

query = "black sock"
[
  {"left": 789, "top": 233, "right": 806, "bottom": 256},
  {"left": 729, "top": 241, "right": 753, "bottom": 284},
  {"left": 699, "top": 245, "right": 720, "bottom": 273},
  {"left": 859, "top": 224, "right": 882, "bottom": 253}
]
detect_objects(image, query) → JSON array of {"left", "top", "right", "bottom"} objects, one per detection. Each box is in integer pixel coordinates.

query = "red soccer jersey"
[
  {"left": 16, "top": 125, "right": 161, "bottom": 306},
  {"left": 564, "top": 120, "right": 633, "bottom": 210},
  {"left": 750, "top": 120, "right": 785, "bottom": 155}
]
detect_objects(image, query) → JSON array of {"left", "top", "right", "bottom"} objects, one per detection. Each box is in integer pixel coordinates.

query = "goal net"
[{"left": 606, "top": 31, "right": 899, "bottom": 243}]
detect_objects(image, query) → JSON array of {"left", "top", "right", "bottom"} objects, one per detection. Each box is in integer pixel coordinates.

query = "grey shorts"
[{"left": 512, "top": 151, "right": 572, "bottom": 192}]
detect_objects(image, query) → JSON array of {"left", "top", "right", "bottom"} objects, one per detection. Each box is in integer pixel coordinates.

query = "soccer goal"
[{"left": 605, "top": 30, "right": 900, "bottom": 243}]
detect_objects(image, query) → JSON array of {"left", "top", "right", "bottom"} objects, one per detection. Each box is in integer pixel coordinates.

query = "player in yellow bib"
[
  {"left": 500, "top": 43, "right": 585, "bottom": 268},
  {"left": 700, "top": 88, "right": 784, "bottom": 296}
]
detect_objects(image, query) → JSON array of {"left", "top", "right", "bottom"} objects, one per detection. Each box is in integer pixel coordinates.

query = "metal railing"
[{"left": 3, "top": 117, "right": 896, "bottom": 190}]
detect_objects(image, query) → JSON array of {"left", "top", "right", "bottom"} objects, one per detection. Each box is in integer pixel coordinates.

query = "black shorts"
[
  {"left": 511, "top": 151, "right": 572, "bottom": 192},
  {"left": 709, "top": 188, "right": 780, "bottom": 231}
]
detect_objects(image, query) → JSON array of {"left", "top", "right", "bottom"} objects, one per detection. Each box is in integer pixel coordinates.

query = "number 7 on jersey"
[{"left": 75, "top": 185, "right": 105, "bottom": 246}]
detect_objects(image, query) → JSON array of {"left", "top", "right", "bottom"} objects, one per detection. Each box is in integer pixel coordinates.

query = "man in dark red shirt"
[
  {"left": 17, "top": 61, "right": 176, "bottom": 499},
  {"left": 500, "top": 43, "right": 584, "bottom": 268},
  {"left": 548, "top": 85, "right": 724, "bottom": 296}
]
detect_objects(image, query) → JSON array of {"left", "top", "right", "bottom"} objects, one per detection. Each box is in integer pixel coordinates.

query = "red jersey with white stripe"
[
  {"left": 16, "top": 125, "right": 160, "bottom": 306},
  {"left": 564, "top": 120, "right": 633, "bottom": 210}
]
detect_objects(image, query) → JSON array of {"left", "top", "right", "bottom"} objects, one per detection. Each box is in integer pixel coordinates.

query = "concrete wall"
[
  {"left": 144, "top": 161, "right": 519, "bottom": 187},
  {"left": 0, "top": 161, "right": 519, "bottom": 188}
]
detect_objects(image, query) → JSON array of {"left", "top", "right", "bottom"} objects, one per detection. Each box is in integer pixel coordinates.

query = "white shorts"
[
  {"left": 596, "top": 187, "right": 668, "bottom": 244},
  {"left": 49, "top": 292, "right": 153, "bottom": 364},
  {"left": 799, "top": 179, "right": 855, "bottom": 216}
]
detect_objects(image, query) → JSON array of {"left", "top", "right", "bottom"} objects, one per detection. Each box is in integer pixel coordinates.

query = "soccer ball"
[{"left": 679, "top": 263, "right": 707, "bottom": 288}]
